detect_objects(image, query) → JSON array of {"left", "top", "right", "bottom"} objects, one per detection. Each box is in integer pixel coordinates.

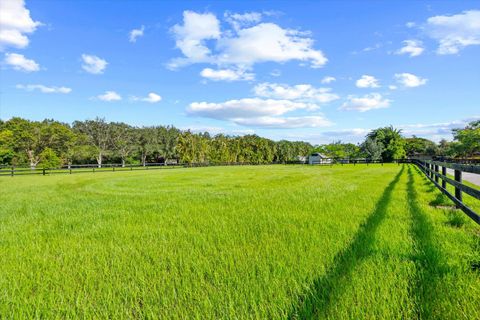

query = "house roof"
[{"left": 310, "top": 153, "right": 327, "bottom": 158}]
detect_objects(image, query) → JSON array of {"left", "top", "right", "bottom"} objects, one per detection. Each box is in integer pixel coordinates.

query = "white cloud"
[
  {"left": 234, "top": 116, "right": 332, "bottom": 128},
  {"left": 169, "top": 11, "right": 221, "bottom": 67},
  {"left": 406, "top": 22, "right": 416, "bottom": 28},
  {"left": 200, "top": 67, "right": 254, "bottom": 81},
  {"left": 253, "top": 82, "right": 339, "bottom": 103},
  {"left": 183, "top": 125, "right": 255, "bottom": 135},
  {"left": 355, "top": 75, "right": 380, "bottom": 88},
  {"left": 131, "top": 92, "right": 162, "bottom": 103},
  {"left": 395, "top": 73, "right": 427, "bottom": 87},
  {"left": 340, "top": 93, "right": 391, "bottom": 112},
  {"left": 396, "top": 40, "right": 424, "bottom": 57},
  {"left": 224, "top": 11, "right": 262, "bottom": 31},
  {"left": 95, "top": 91, "right": 122, "bottom": 102},
  {"left": 217, "top": 23, "right": 327, "bottom": 68},
  {"left": 81, "top": 54, "right": 107, "bottom": 74},
  {"left": 169, "top": 11, "right": 327, "bottom": 70},
  {"left": 426, "top": 10, "right": 480, "bottom": 54},
  {"left": 388, "top": 85, "right": 397, "bottom": 90},
  {"left": 322, "top": 128, "right": 370, "bottom": 137},
  {"left": 129, "top": 25, "right": 145, "bottom": 43},
  {"left": 187, "top": 97, "right": 332, "bottom": 129},
  {"left": 270, "top": 69, "right": 281, "bottom": 77},
  {"left": 399, "top": 116, "right": 480, "bottom": 141},
  {"left": 188, "top": 98, "right": 318, "bottom": 120},
  {"left": 321, "top": 76, "right": 336, "bottom": 84},
  {"left": 16, "top": 84, "right": 71, "bottom": 93},
  {"left": 0, "top": 0, "right": 41, "bottom": 50},
  {"left": 3, "top": 52, "right": 39, "bottom": 72}
]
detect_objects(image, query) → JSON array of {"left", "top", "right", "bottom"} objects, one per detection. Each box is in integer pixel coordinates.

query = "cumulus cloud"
[
  {"left": 129, "top": 25, "right": 145, "bottom": 43},
  {"left": 188, "top": 98, "right": 318, "bottom": 119},
  {"left": 355, "top": 75, "right": 380, "bottom": 88},
  {"left": 95, "top": 91, "right": 122, "bottom": 102},
  {"left": 131, "top": 92, "right": 162, "bottom": 103},
  {"left": 322, "top": 128, "right": 371, "bottom": 138},
  {"left": 187, "top": 97, "right": 333, "bottom": 129},
  {"left": 169, "top": 11, "right": 221, "bottom": 67},
  {"left": 200, "top": 68, "right": 254, "bottom": 81},
  {"left": 396, "top": 40, "right": 424, "bottom": 57},
  {"left": 169, "top": 11, "right": 327, "bottom": 72},
  {"left": 340, "top": 93, "right": 391, "bottom": 112},
  {"left": 3, "top": 52, "right": 39, "bottom": 72},
  {"left": 0, "top": 0, "right": 41, "bottom": 50},
  {"left": 399, "top": 116, "right": 480, "bottom": 141},
  {"left": 426, "top": 10, "right": 480, "bottom": 54},
  {"left": 321, "top": 76, "right": 336, "bottom": 84},
  {"left": 81, "top": 54, "right": 107, "bottom": 74},
  {"left": 16, "top": 84, "right": 71, "bottom": 93},
  {"left": 395, "top": 73, "right": 427, "bottom": 87},
  {"left": 224, "top": 11, "right": 262, "bottom": 31},
  {"left": 234, "top": 116, "right": 332, "bottom": 128},
  {"left": 253, "top": 82, "right": 339, "bottom": 103},
  {"left": 217, "top": 23, "right": 327, "bottom": 68}
]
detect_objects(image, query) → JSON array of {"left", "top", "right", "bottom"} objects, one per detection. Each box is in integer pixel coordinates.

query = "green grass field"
[{"left": 1, "top": 164, "right": 479, "bottom": 319}]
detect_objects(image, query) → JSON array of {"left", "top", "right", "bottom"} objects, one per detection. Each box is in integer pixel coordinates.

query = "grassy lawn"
[{"left": 1, "top": 164, "right": 479, "bottom": 318}]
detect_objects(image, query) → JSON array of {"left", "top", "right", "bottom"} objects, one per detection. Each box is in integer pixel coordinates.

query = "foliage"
[
  {"left": 313, "top": 141, "right": 361, "bottom": 159},
  {"left": 452, "top": 120, "right": 480, "bottom": 156},
  {"left": 2, "top": 117, "right": 479, "bottom": 168},
  {"left": 361, "top": 137, "right": 384, "bottom": 160},
  {"left": 38, "top": 147, "right": 62, "bottom": 169},
  {"left": 367, "top": 126, "right": 406, "bottom": 161},
  {"left": 404, "top": 136, "right": 438, "bottom": 157}
]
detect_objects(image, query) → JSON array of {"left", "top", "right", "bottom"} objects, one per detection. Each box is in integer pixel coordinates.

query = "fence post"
[
  {"left": 11, "top": 166, "right": 14, "bottom": 177},
  {"left": 42, "top": 168, "right": 46, "bottom": 176},
  {"left": 113, "top": 166, "right": 115, "bottom": 172},
  {"left": 441, "top": 166, "right": 446, "bottom": 189},
  {"left": 434, "top": 164, "right": 439, "bottom": 183},
  {"left": 454, "top": 169, "right": 462, "bottom": 203}
]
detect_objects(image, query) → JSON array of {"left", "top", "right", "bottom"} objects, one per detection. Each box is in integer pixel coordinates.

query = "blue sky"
[{"left": 1, "top": 0, "right": 479, "bottom": 144}]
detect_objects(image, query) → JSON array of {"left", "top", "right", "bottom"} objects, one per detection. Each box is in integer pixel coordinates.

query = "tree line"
[{"left": 0, "top": 117, "right": 478, "bottom": 168}]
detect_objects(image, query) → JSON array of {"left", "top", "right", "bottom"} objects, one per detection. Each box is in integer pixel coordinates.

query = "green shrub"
[{"left": 38, "top": 148, "right": 62, "bottom": 169}]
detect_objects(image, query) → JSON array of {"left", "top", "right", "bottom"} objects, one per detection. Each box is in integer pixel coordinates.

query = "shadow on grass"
[
  {"left": 429, "top": 193, "right": 452, "bottom": 207},
  {"left": 407, "top": 166, "right": 449, "bottom": 319},
  {"left": 288, "top": 166, "right": 404, "bottom": 319}
]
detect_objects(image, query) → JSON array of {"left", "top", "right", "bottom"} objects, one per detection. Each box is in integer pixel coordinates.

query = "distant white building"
[{"left": 308, "top": 153, "right": 332, "bottom": 164}]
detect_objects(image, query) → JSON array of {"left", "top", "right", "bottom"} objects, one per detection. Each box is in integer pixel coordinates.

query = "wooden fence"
[
  {"left": 0, "top": 158, "right": 392, "bottom": 177},
  {"left": 413, "top": 159, "right": 480, "bottom": 225}
]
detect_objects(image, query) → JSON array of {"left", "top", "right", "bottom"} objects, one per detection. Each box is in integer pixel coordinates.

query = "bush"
[{"left": 38, "top": 148, "right": 62, "bottom": 169}]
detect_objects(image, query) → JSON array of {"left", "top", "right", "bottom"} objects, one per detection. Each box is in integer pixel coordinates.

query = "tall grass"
[{"left": 0, "top": 164, "right": 478, "bottom": 318}]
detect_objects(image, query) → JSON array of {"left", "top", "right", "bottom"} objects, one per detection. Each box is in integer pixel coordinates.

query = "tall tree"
[
  {"left": 361, "top": 137, "right": 383, "bottom": 160},
  {"left": 367, "top": 126, "right": 406, "bottom": 161},
  {"left": 73, "top": 118, "right": 111, "bottom": 167},
  {"left": 110, "top": 122, "right": 136, "bottom": 167},
  {"left": 452, "top": 120, "right": 480, "bottom": 157}
]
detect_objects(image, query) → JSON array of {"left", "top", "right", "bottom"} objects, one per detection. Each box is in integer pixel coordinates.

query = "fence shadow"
[
  {"left": 407, "top": 166, "right": 449, "bottom": 318},
  {"left": 288, "top": 166, "right": 404, "bottom": 319}
]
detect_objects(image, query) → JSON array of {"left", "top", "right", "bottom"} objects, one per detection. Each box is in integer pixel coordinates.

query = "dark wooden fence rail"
[
  {"left": 413, "top": 159, "right": 480, "bottom": 225},
  {"left": 0, "top": 158, "right": 393, "bottom": 177}
]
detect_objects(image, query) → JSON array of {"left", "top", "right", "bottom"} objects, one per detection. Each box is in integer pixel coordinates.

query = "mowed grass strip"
[{"left": 0, "top": 164, "right": 479, "bottom": 318}]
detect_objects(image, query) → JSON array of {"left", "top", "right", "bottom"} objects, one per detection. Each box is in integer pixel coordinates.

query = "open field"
[{"left": 1, "top": 164, "right": 479, "bottom": 318}]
